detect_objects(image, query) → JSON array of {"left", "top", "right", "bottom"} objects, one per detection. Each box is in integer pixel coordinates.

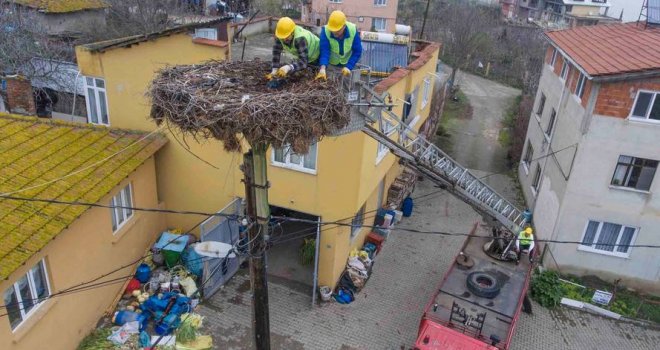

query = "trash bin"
[{"left": 153, "top": 232, "right": 190, "bottom": 268}]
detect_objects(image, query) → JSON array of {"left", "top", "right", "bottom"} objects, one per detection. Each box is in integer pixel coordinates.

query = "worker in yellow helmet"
[
  {"left": 267, "top": 17, "right": 321, "bottom": 80},
  {"left": 515, "top": 227, "right": 535, "bottom": 263},
  {"left": 315, "top": 10, "right": 363, "bottom": 80}
]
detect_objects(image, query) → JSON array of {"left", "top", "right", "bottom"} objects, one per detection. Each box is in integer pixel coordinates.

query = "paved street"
[{"left": 197, "top": 180, "right": 660, "bottom": 349}]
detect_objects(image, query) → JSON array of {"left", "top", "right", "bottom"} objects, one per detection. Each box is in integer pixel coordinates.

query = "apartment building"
[{"left": 301, "top": 0, "right": 398, "bottom": 33}]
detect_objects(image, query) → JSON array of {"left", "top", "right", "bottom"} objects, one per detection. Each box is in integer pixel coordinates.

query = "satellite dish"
[{"left": 194, "top": 241, "right": 236, "bottom": 259}]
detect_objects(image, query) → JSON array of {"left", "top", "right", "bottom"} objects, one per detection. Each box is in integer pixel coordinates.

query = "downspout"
[{"left": 72, "top": 70, "right": 81, "bottom": 116}]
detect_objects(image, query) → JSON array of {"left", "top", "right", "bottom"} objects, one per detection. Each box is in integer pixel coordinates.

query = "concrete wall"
[
  {"left": 38, "top": 10, "right": 106, "bottom": 36},
  {"left": 302, "top": 0, "right": 398, "bottom": 33},
  {"left": 0, "top": 157, "right": 166, "bottom": 350}
]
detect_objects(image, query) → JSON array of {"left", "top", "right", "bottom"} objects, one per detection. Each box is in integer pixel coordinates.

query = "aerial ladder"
[{"left": 335, "top": 68, "right": 528, "bottom": 234}]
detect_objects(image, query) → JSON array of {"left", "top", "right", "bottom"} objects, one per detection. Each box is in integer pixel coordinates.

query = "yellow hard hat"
[
  {"left": 327, "top": 10, "right": 347, "bottom": 32},
  {"left": 275, "top": 17, "right": 296, "bottom": 39},
  {"left": 525, "top": 227, "right": 533, "bottom": 235}
]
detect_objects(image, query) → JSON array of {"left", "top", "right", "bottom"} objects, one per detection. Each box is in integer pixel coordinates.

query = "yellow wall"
[
  {"left": 0, "top": 157, "right": 166, "bottom": 350},
  {"left": 75, "top": 31, "right": 440, "bottom": 288}
]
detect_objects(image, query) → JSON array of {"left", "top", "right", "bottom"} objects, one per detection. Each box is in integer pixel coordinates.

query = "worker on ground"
[
  {"left": 315, "top": 10, "right": 363, "bottom": 80},
  {"left": 267, "top": 17, "right": 320, "bottom": 80},
  {"left": 515, "top": 227, "right": 535, "bottom": 263}
]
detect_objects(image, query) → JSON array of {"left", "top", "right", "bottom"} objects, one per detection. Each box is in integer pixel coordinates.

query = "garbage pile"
[{"left": 81, "top": 230, "right": 213, "bottom": 350}]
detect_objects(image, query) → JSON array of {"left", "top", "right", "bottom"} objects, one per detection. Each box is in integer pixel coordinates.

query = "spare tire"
[{"left": 466, "top": 271, "right": 501, "bottom": 299}]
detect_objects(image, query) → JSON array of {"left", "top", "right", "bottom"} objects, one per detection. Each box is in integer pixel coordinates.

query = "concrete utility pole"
[
  {"left": 419, "top": 0, "right": 432, "bottom": 39},
  {"left": 242, "top": 144, "right": 271, "bottom": 350}
]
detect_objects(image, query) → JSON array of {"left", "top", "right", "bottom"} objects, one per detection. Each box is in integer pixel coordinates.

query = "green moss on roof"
[
  {"left": 0, "top": 113, "right": 167, "bottom": 279},
  {"left": 14, "top": 0, "right": 107, "bottom": 13}
]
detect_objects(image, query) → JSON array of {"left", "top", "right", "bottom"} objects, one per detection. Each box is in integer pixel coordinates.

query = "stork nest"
[{"left": 147, "top": 60, "right": 351, "bottom": 153}]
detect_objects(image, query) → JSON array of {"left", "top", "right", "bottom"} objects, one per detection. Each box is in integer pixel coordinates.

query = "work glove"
[
  {"left": 342, "top": 67, "right": 351, "bottom": 77},
  {"left": 315, "top": 67, "right": 327, "bottom": 81},
  {"left": 265, "top": 68, "right": 277, "bottom": 81},
  {"left": 276, "top": 64, "right": 293, "bottom": 78}
]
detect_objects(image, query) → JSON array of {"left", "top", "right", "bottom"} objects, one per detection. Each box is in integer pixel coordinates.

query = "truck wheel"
[{"left": 466, "top": 271, "right": 500, "bottom": 299}]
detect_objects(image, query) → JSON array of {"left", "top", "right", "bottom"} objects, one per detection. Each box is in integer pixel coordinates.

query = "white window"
[
  {"left": 421, "top": 78, "right": 431, "bottom": 109},
  {"left": 560, "top": 60, "right": 569, "bottom": 81},
  {"left": 376, "top": 119, "right": 395, "bottom": 163},
  {"left": 351, "top": 204, "right": 366, "bottom": 239},
  {"left": 531, "top": 165, "right": 541, "bottom": 194},
  {"left": 273, "top": 143, "right": 318, "bottom": 174},
  {"left": 575, "top": 72, "right": 587, "bottom": 100},
  {"left": 611, "top": 155, "right": 658, "bottom": 191},
  {"left": 536, "top": 93, "right": 546, "bottom": 116},
  {"left": 374, "top": 0, "right": 387, "bottom": 6},
  {"left": 550, "top": 48, "right": 558, "bottom": 68},
  {"left": 3, "top": 260, "right": 51, "bottom": 331},
  {"left": 111, "top": 184, "right": 134, "bottom": 232},
  {"left": 579, "top": 220, "right": 638, "bottom": 257},
  {"left": 194, "top": 28, "right": 218, "bottom": 40},
  {"left": 84, "top": 77, "right": 109, "bottom": 125},
  {"left": 329, "top": 0, "right": 342, "bottom": 3},
  {"left": 630, "top": 90, "right": 660, "bottom": 122},
  {"left": 373, "top": 17, "right": 387, "bottom": 32},
  {"left": 523, "top": 142, "right": 534, "bottom": 173},
  {"left": 545, "top": 108, "right": 556, "bottom": 138}
]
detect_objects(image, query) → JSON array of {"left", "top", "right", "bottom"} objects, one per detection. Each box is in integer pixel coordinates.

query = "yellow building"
[
  {"left": 74, "top": 20, "right": 440, "bottom": 291},
  {"left": 0, "top": 113, "right": 167, "bottom": 350}
]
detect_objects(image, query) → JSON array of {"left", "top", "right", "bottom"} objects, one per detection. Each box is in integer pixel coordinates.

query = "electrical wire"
[{"left": 477, "top": 143, "right": 578, "bottom": 181}]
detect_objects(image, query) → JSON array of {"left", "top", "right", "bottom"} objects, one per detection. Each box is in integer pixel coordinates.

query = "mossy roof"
[
  {"left": 14, "top": 0, "right": 107, "bottom": 13},
  {"left": 0, "top": 113, "right": 167, "bottom": 280}
]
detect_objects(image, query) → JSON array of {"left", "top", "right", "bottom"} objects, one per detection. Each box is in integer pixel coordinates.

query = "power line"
[{"left": 477, "top": 143, "right": 578, "bottom": 181}]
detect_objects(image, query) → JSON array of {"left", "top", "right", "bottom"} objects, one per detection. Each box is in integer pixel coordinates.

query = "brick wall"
[
  {"left": 4, "top": 76, "right": 36, "bottom": 115},
  {"left": 594, "top": 78, "right": 660, "bottom": 118}
]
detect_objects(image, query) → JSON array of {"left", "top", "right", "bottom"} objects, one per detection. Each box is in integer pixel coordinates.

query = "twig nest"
[{"left": 148, "top": 60, "right": 351, "bottom": 153}]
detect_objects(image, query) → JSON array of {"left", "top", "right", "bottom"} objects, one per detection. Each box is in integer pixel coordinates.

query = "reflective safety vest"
[
  {"left": 323, "top": 22, "right": 357, "bottom": 66},
  {"left": 518, "top": 231, "right": 533, "bottom": 246},
  {"left": 279, "top": 26, "right": 320, "bottom": 63}
]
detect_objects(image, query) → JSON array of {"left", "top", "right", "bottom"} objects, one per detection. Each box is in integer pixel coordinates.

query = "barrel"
[
  {"left": 402, "top": 197, "right": 414, "bottom": 217},
  {"left": 135, "top": 263, "right": 151, "bottom": 283}
]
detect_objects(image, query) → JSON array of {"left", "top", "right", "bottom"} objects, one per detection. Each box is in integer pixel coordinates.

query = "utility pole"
[
  {"left": 419, "top": 0, "right": 431, "bottom": 39},
  {"left": 242, "top": 143, "right": 271, "bottom": 350}
]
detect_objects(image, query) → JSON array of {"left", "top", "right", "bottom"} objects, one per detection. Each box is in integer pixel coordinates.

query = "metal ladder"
[{"left": 351, "top": 80, "right": 527, "bottom": 232}]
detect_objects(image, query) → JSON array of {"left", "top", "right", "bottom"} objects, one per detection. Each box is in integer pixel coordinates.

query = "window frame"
[
  {"left": 531, "top": 165, "right": 541, "bottom": 195},
  {"left": 272, "top": 143, "right": 319, "bottom": 175},
  {"left": 84, "top": 76, "right": 110, "bottom": 126},
  {"left": 194, "top": 28, "right": 218, "bottom": 40},
  {"left": 545, "top": 108, "right": 557, "bottom": 139},
  {"left": 628, "top": 90, "right": 660, "bottom": 123},
  {"left": 376, "top": 119, "right": 395, "bottom": 164},
  {"left": 575, "top": 72, "right": 587, "bottom": 100},
  {"left": 610, "top": 155, "right": 658, "bottom": 192},
  {"left": 3, "top": 260, "right": 51, "bottom": 331},
  {"left": 560, "top": 60, "right": 569, "bottom": 81},
  {"left": 111, "top": 183, "right": 134, "bottom": 233},
  {"left": 578, "top": 220, "right": 638, "bottom": 258},
  {"left": 549, "top": 48, "right": 558, "bottom": 69},
  {"left": 421, "top": 77, "right": 431, "bottom": 110},
  {"left": 373, "top": 17, "right": 387, "bottom": 32},
  {"left": 350, "top": 204, "right": 366, "bottom": 239},
  {"left": 536, "top": 93, "right": 546, "bottom": 117},
  {"left": 328, "top": 0, "right": 342, "bottom": 3},
  {"left": 374, "top": 0, "right": 387, "bottom": 6},
  {"left": 522, "top": 141, "right": 534, "bottom": 174}
]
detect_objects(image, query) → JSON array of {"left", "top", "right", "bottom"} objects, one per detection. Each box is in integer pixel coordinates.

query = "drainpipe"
[{"left": 72, "top": 70, "right": 81, "bottom": 117}]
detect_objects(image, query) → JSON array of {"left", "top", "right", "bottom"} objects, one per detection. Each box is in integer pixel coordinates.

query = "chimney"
[{"left": 4, "top": 76, "right": 36, "bottom": 115}]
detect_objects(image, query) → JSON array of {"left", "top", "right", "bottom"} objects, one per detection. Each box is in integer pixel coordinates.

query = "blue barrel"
[
  {"left": 135, "top": 263, "right": 151, "bottom": 283},
  {"left": 402, "top": 197, "right": 414, "bottom": 217},
  {"left": 522, "top": 209, "right": 533, "bottom": 224}
]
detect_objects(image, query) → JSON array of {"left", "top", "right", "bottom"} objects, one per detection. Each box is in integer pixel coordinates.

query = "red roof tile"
[{"left": 546, "top": 23, "right": 660, "bottom": 77}]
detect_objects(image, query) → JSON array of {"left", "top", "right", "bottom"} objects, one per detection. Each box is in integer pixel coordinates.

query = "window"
[
  {"left": 611, "top": 155, "right": 658, "bottom": 191},
  {"left": 273, "top": 142, "right": 318, "bottom": 173},
  {"left": 84, "top": 77, "right": 109, "bottom": 125},
  {"left": 550, "top": 48, "right": 558, "bottom": 68},
  {"left": 377, "top": 119, "right": 395, "bottom": 163},
  {"left": 351, "top": 204, "right": 366, "bottom": 239},
  {"left": 560, "top": 61, "right": 569, "bottom": 80},
  {"left": 374, "top": 0, "right": 387, "bottom": 5},
  {"left": 531, "top": 165, "right": 541, "bottom": 194},
  {"left": 575, "top": 73, "right": 587, "bottom": 99},
  {"left": 329, "top": 0, "right": 342, "bottom": 3},
  {"left": 194, "top": 28, "right": 217, "bottom": 40},
  {"left": 111, "top": 184, "right": 134, "bottom": 232},
  {"left": 421, "top": 78, "right": 431, "bottom": 109},
  {"left": 373, "top": 17, "right": 387, "bottom": 32},
  {"left": 536, "top": 93, "right": 546, "bottom": 116},
  {"left": 545, "top": 108, "right": 557, "bottom": 138},
  {"left": 580, "top": 220, "right": 638, "bottom": 257},
  {"left": 523, "top": 142, "right": 534, "bottom": 173},
  {"left": 630, "top": 91, "right": 660, "bottom": 121},
  {"left": 3, "top": 260, "right": 50, "bottom": 330}
]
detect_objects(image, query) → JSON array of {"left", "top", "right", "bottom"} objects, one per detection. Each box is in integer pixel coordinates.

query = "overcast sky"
[{"left": 607, "top": 0, "right": 645, "bottom": 22}]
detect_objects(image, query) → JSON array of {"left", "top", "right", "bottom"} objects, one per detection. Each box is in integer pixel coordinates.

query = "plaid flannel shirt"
[{"left": 272, "top": 36, "right": 309, "bottom": 71}]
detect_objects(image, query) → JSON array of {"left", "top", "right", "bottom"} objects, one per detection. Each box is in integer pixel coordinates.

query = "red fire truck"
[{"left": 414, "top": 223, "right": 535, "bottom": 350}]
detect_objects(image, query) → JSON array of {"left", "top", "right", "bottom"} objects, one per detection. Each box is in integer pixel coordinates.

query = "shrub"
[{"left": 530, "top": 269, "right": 563, "bottom": 308}]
